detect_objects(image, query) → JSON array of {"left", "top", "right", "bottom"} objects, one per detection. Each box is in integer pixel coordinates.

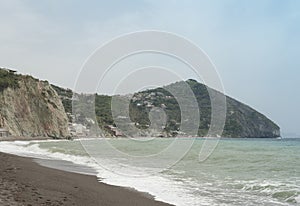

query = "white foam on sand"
[{"left": 295, "top": 195, "right": 300, "bottom": 203}]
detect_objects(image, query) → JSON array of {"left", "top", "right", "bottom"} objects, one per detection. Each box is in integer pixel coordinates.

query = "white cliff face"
[{"left": 0, "top": 76, "right": 70, "bottom": 137}]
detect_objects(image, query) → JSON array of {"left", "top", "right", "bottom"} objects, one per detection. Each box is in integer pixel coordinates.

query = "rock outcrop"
[{"left": 0, "top": 69, "right": 69, "bottom": 138}]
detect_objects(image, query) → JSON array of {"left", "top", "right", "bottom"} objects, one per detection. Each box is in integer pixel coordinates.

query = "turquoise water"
[{"left": 0, "top": 138, "right": 299, "bottom": 206}]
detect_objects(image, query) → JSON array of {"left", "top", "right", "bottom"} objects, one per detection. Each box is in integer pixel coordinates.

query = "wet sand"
[{"left": 0, "top": 152, "right": 173, "bottom": 206}]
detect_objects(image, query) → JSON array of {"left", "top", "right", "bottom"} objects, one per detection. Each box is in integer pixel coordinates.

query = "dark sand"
[
  {"left": 0, "top": 136, "right": 51, "bottom": 142},
  {"left": 0, "top": 152, "right": 173, "bottom": 206}
]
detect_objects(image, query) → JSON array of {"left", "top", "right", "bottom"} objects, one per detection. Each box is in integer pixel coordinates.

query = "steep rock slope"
[{"left": 0, "top": 69, "right": 69, "bottom": 137}]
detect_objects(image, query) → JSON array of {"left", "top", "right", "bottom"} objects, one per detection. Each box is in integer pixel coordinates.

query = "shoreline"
[
  {"left": 0, "top": 135, "right": 280, "bottom": 143},
  {"left": 0, "top": 152, "right": 173, "bottom": 206}
]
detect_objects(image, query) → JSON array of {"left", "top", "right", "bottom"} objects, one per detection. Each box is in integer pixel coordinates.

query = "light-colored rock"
[{"left": 0, "top": 76, "right": 70, "bottom": 138}]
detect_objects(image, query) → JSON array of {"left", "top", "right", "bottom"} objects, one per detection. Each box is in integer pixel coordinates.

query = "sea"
[{"left": 0, "top": 137, "right": 299, "bottom": 206}]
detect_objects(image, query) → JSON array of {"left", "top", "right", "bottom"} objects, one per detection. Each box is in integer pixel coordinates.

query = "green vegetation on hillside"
[
  {"left": 53, "top": 79, "right": 280, "bottom": 138},
  {"left": 0, "top": 68, "right": 20, "bottom": 92},
  {"left": 95, "top": 94, "right": 114, "bottom": 126},
  {"left": 51, "top": 84, "right": 73, "bottom": 113},
  {"left": 0, "top": 67, "right": 279, "bottom": 138},
  {"left": 51, "top": 84, "right": 73, "bottom": 98}
]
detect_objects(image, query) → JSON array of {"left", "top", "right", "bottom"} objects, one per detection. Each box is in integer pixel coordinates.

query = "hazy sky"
[{"left": 0, "top": 0, "right": 299, "bottom": 135}]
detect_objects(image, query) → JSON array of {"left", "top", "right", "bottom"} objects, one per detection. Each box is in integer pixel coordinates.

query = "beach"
[{"left": 0, "top": 152, "right": 172, "bottom": 206}]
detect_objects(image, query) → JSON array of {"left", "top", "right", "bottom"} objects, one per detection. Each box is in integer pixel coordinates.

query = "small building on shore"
[
  {"left": 105, "top": 125, "right": 123, "bottom": 137},
  {"left": 68, "top": 123, "right": 89, "bottom": 137},
  {"left": 0, "top": 128, "right": 9, "bottom": 137}
]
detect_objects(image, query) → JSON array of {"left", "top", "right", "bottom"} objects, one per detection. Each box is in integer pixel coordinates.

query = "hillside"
[
  {"left": 54, "top": 80, "right": 280, "bottom": 138},
  {"left": 0, "top": 68, "right": 279, "bottom": 138}
]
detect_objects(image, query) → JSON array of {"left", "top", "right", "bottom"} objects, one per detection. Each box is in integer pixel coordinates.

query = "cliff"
[{"left": 0, "top": 69, "right": 69, "bottom": 138}]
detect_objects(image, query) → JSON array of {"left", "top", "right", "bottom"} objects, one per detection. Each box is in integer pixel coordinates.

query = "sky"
[{"left": 0, "top": 0, "right": 299, "bottom": 135}]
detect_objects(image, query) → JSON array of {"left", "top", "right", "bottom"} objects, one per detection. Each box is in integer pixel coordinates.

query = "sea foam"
[{"left": 0, "top": 140, "right": 212, "bottom": 206}]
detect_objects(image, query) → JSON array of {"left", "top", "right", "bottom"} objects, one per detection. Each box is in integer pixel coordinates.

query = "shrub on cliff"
[{"left": 0, "top": 68, "right": 20, "bottom": 92}]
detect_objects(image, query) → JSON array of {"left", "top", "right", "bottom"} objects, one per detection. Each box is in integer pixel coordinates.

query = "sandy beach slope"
[{"left": 0, "top": 152, "right": 173, "bottom": 206}]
